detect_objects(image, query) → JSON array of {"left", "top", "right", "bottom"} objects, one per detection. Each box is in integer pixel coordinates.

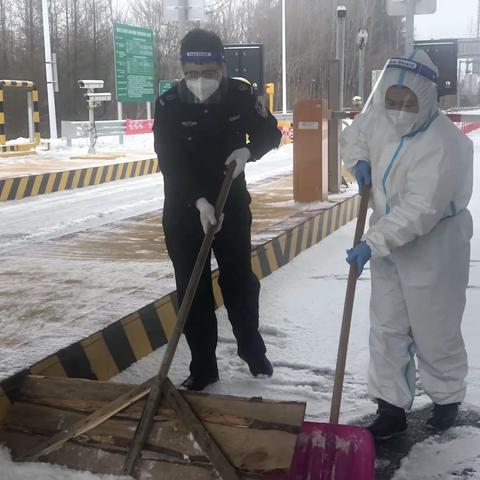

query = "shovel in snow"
[{"left": 272, "top": 187, "right": 375, "bottom": 480}]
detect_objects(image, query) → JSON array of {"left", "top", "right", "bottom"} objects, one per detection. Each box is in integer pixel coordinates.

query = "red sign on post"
[{"left": 125, "top": 119, "right": 154, "bottom": 135}]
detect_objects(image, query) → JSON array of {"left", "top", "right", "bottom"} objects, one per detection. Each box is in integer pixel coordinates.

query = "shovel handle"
[
  {"left": 329, "top": 186, "right": 371, "bottom": 424},
  {"left": 122, "top": 162, "right": 236, "bottom": 476},
  {"left": 19, "top": 164, "right": 237, "bottom": 468}
]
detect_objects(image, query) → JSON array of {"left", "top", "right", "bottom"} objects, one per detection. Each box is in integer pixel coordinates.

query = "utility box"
[
  {"left": 415, "top": 39, "right": 458, "bottom": 97},
  {"left": 224, "top": 44, "right": 264, "bottom": 93},
  {"left": 293, "top": 100, "right": 329, "bottom": 202}
]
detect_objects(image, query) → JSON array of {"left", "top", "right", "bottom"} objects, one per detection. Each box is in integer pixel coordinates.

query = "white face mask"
[
  {"left": 186, "top": 78, "right": 220, "bottom": 102},
  {"left": 386, "top": 109, "right": 417, "bottom": 136}
]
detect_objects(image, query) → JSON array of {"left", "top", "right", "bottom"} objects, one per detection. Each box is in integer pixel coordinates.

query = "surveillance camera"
[
  {"left": 78, "top": 80, "right": 104, "bottom": 89},
  {"left": 337, "top": 6, "right": 347, "bottom": 18},
  {"left": 85, "top": 92, "right": 111, "bottom": 103},
  {"left": 356, "top": 28, "right": 369, "bottom": 48}
]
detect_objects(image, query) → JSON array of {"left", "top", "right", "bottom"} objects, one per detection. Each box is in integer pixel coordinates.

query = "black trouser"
[{"left": 162, "top": 200, "right": 267, "bottom": 379}]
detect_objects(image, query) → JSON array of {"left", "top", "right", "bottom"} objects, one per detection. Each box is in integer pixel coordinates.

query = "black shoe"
[
  {"left": 367, "top": 399, "right": 407, "bottom": 440},
  {"left": 245, "top": 355, "right": 273, "bottom": 377},
  {"left": 181, "top": 374, "right": 219, "bottom": 391},
  {"left": 426, "top": 403, "right": 459, "bottom": 430}
]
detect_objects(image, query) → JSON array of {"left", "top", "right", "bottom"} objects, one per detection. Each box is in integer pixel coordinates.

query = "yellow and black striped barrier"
[
  {"left": 0, "top": 144, "right": 35, "bottom": 153},
  {"left": 0, "top": 193, "right": 360, "bottom": 422},
  {"left": 0, "top": 157, "right": 159, "bottom": 202},
  {"left": 0, "top": 80, "right": 41, "bottom": 147}
]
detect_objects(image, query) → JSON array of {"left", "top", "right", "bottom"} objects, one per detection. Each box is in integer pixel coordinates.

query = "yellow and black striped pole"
[{"left": 0, "top": 80, "right": 41, "bottom": 146}]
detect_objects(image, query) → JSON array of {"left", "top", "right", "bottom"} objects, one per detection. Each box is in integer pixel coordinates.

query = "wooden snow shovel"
[
  {"left": 120, "top": 161, "right": 238, "bottom": 477},
  {"left": 271, "top": 186, "right": 375, "bottom": 480},
  {"left": 19, "top": 162, "right": 240, "bottom": 479}
]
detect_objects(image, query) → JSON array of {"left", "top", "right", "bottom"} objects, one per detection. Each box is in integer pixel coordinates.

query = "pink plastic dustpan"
[{"left": 271, "top": 421, "right": 375, "bottom": 479}]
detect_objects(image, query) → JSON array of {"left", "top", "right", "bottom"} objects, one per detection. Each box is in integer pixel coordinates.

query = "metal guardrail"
[
  {"left": 61, "top": 120, "right": 125, "bottom": 147},
  {"left": 61, "top": 114, "right": 294, "bottom": 148}
]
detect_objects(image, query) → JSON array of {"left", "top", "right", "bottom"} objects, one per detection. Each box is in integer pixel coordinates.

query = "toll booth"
[{"left": 224, "top": 44, "right": 264, "bottom": 93}]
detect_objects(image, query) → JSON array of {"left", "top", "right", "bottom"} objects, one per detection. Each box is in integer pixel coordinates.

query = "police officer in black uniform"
[{"left": 154, "top": 29, "right": 281, "bottom": 391}]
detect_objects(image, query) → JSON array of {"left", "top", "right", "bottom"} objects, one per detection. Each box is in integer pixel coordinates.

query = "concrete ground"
[{"left": 0, "top": 174, "right": 317, "bottom": 380}]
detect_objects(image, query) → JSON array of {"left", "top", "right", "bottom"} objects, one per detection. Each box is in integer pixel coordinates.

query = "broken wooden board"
[{"left": 0, "top": 376, "right": 306, "bottom": 478}]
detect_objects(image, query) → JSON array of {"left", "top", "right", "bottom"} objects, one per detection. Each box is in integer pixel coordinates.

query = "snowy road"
[
  {"left": 0, "top": 140, "right": 294, "bottom": 253},
  {"left": 1, "top": 133, "right": 480, "bottom": 478},
  {"left": 0, "top": 142, "right": 296, "bottom": 381}
]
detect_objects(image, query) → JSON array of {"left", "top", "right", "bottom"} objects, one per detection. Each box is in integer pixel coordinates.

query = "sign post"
[
  {"left": 386, "top": 0, "right": 437, "bottom": 55},
  {"left": 113, "top": 23, "right": 155, "bottom": 120},
  {"left": 356, "top": 28, "right": 368, "bottom": 105},
  {"left": 163, "top": 0, "right": 206, "bottom": 38},
  {"left": 405, "top": 0, "right": 416, "bottom": 54},
  {"left": 41, "top": 0, "right": 58, "bottom": 139}
]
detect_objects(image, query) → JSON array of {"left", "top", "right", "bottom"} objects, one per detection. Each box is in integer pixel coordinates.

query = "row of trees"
[{"left": 0, "top": 0, "right": 403, "bottom": 139}]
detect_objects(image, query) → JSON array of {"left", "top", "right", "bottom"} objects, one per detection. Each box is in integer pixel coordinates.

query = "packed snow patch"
[
  {"left": 0, "top": 447, "right": 132, "bottom": 480},
  {"left": 392, "top": 426, "right": 480, "bottom": 479}
]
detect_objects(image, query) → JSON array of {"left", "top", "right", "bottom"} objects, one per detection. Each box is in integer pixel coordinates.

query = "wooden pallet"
[{"left": 0, "top": 376, "right": 306, "bottom": 478}]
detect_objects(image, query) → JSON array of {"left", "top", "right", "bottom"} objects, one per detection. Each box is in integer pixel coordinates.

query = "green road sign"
[
  {"left": 113, "top": 23, "right": 155, "bottom": 103},
  {"left": 159, "top": 80, "right": 174, "bottom": 95}
]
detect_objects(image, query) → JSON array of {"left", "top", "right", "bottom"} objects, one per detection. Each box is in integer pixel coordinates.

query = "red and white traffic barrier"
[{"left": 125, "top": 119, "right": 154, "bottom": 135}]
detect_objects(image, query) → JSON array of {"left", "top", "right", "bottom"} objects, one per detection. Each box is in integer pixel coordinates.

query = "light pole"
[
  {"left": 357, "top": 28, "right": 369, "bottom": 106},
  {"left": 41, "top": 0, "right": 58, "bottom": 139},
  {"left": 405, "top": 0, "right": 415, "bottom": 54},
  {"left": 178, "top": 0, "right": 187, "bottom": 39},
  {"left": 336, "top": 6, "right": 347, "bottom": 110},
  {"left": 281, "top": 0, "right": 287, "bottom": 114}
]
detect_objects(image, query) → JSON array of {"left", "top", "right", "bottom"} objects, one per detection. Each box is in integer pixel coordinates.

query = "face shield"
[
  {"left": 362, "top": 50, "right": 439, "bottom": 137},
  {"left": 181, "top": 51, "right": 225, "bottom": 103}
]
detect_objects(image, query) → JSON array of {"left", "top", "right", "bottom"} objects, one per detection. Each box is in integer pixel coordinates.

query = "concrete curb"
[{"left": 0, "top": 157, "right": 158, "bottom": 202}]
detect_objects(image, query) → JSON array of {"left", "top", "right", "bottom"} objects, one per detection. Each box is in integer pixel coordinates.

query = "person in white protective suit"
[{"left": 341, "top": 49, "right": 473, "bottom": 440}]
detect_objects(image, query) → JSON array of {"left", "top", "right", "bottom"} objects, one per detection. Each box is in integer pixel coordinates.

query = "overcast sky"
[{"left": 415, "top": 0, "right": 478, "bottom": 39}]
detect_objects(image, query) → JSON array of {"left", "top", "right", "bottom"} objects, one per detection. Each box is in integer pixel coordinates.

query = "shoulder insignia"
[
  {"left": 158, "top": 97, "right": 165, "bottom": 107},
  {"left": 166, "top": 93, "right": 177, "bottom": 101},
  {"left": 228, "top": 114, "right": 241, "bottom": 122},
  {"left": 238, "top": 83, "right": 249, "bottom": 92}
]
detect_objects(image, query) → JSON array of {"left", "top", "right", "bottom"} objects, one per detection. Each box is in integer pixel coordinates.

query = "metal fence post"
[{"left": 328, "top": 60, "right": 341, "bottom": 194}]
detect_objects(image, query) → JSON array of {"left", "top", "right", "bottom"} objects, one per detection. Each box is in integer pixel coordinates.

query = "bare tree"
[{"left": 1, "top": 0, "right": 402, "bottom": 137}]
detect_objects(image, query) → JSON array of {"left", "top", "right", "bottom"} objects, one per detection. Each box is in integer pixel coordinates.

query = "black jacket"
[{"left": 153, "top": 78, "right": 281, "bottom": 209}]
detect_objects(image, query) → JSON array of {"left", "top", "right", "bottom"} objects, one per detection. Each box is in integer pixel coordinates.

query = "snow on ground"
[
  {"left": 0, "top": 138, "right": 293, "bottom": 253},
  {"left": 113, "top": 131, "right": 480, "bottom": 477},
  {"left": 392, "top": 427, "right": 480, "bottom": 479},
  {"left": 1, "top": 133, "right": 480, "bottom": 477},
  {"left": 0, "top": 448, "right": 130, "bottom": 480},
  {"left": 112, "top": 214, "right": 374, "bottom": 422}
]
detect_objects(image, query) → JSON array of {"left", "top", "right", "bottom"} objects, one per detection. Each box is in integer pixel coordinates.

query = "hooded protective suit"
[{"left": 342, "top": 50, "right": 473, "bottom": 409}]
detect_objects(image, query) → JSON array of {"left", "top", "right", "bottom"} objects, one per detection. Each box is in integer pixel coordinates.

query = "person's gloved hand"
[
  {"left": 195, "top": 197, "right": 223, "bottom": 235},
  {"left": 225, "top": 147, "right": 251, "bottom": 179},
  {"left": 354, "top": 160, "right": 372, "bottom": 195},
  {"left": 346, "top": 241, "right": 372, "bottom": 277}
]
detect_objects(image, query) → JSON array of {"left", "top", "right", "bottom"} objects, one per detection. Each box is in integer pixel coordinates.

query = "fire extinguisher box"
[{"left": 293, "top": 99, "right": 329, "bottom": 202}]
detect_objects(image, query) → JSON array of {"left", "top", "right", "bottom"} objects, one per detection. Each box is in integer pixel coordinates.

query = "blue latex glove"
[
  {"left": 346, "top": 241, "right": 372, "bottom": 277},
  {"left": 355, "top": 160, "right": 372, "bottom": 195}
]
